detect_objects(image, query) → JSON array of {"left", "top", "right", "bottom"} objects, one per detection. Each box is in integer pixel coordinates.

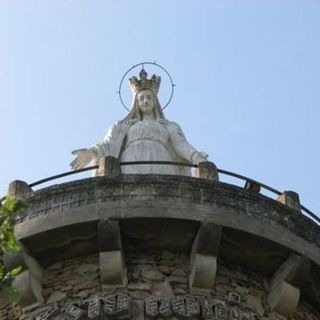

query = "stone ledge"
[{"left": 14, "top": 175, "right": 320, "bottom": 263}]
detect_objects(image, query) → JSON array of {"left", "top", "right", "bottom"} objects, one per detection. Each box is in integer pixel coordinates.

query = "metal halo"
[{"left": 118, "top": 62, "right": 175, "bottom": 111}]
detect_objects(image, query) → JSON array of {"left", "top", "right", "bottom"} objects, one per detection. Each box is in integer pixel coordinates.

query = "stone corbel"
[
  {"left": 189, "top": 222, "right": 221, "bottom": 291},
  {"left": 4, "top": 250, "right": 44, "bottom": 307},
  {"left": 98, "top": 219, "right": 127, "bottom": 288},
  {"left": 268, "top": 281, "right": 300, "bottom": 318},
  {"left": 267, "top": 253, "right": 309, "bottom": 317}
]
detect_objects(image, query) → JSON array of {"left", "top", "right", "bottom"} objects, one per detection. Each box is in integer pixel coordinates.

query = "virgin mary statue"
[{"left": 70, "top": 69, "right": 208, "bottom": 176}]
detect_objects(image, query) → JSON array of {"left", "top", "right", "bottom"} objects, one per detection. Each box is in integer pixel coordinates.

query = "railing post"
[
  {"left": 7, "top": 180, "right": 33, "bottom": 202},
  {"left": 97, "top": 156, "right": 121, "bottom": 178},
  {"left": 277, "top": 191, "right": 301, "bottom": 213},
  {"left": 196, "top": 161, "right": 219, "bottom": 181}
]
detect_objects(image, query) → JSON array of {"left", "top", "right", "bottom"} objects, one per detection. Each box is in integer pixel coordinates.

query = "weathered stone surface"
[
  {"left": 246, "top": 295, "right": 264, "bottom": 316},
  {"left": 128, "top": 283, "right": 152, "bottom": 291},
  {"left": 141, "top": 265, "right": 164, "bottom": 282},
  {"left": 277, "top": 191, "right": 301, "bottom": 212},
  {"left": 171, "top": 268, "right": 186, "bottom": 277},
  {"left": 151, "top": 281, "right": 175, "bottom": 299},
  {"left": 244, "top": 181, "right": 261, "bottom": 193},
  {"left": 45, "top": 261, "right": 63, "bottom": 271},
  {"left": 161, "top": 251, "right": 176, "bottom": 261},
  {"left": 157, "top": 265, "right": 172, "bottom": 275},
  {"left": 96, "top": 156, "right": 121, "bottom": 177},
  {"left": 130, "top": 290, "right": 149, "bottom": 300},
  {"left": 196, "top": 161, "right": 219, "bottom": 181},
  {"left": 74, "top": 263, "right": 98, "bottom": 274},
  {"left": 46, "top": 290, "right": 67, "bottom": 304},
  {"left": 7, "top": 180, "right": 33, "bottom": 202},
  {"left": 167, "top": 275, "right": 187, "bottom": 285}
]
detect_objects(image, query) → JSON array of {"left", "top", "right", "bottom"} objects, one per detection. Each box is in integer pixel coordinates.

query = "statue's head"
[
  {"left": 137, "top": 89, "right": 156, "bottom": 116},
  {"left": 122, "top": 69, "right": 165, "bottom": 122}
]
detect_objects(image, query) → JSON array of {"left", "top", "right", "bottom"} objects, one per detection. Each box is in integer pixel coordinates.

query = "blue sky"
[{"left": 1, "top": 1, "right": 320, "bottom": 217}]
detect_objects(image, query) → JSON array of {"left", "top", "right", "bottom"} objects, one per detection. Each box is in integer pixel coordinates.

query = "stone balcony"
[{"left": 3, "top": 162, "right": 320, "bottom": 319}]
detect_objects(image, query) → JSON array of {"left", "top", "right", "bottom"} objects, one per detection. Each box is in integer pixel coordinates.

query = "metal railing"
[{"left": 2, "top": 161, "right": 319, "bottom": 224}]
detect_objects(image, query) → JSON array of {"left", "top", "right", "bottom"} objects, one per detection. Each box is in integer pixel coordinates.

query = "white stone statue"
[{"left": 70, "top": 69, "right": 208, "bottom": 175}]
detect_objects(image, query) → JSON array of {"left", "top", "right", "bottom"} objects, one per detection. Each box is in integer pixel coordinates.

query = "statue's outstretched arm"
[
  {"left": 70, "top": 148, "right": 97, "bottom": 170},
  {"left": 167, "top": 122, "right": 208, "bottom": 164},
  {"left": 71, "top": 121, "right": 130, "bottom": 171}
]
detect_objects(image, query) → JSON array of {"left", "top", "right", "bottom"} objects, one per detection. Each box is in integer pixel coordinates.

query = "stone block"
[
  {"left": 46, "top": 291, "right": 67, "bottom": 304},
  {"left": 7, "top": 180, "right": 33, "bottom": 202},
  {"left": 196, "top": 161, "right": 219, "bottom": 181},
  {"left": 97, "top": 156, "right": 121, "bottom": 177},
  {"left": 99, "top": 251, "right": 127, "bottom": 287},
  {"left": 151, "top": 281, "right": 175, "bottom": 299},
  {"left": 13, "top": 270, "right": 44, "bottom": 307},
  {"left": 268, "top": 281, "right": 300, "bottom": 317},
  {"left": 277, "top": 191, "right": 301, "bottom": 213}
]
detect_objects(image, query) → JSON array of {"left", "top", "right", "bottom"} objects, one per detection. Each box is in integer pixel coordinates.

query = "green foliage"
[{"left": 0, "top": 196, "right": 25, "bottom": 301}]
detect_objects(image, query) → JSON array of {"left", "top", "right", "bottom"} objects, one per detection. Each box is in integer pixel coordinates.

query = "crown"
[{"left": 129, "top": 68, "right": 161, "bottom": 95}]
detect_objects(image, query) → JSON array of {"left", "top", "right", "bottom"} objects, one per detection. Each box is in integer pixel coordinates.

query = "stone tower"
[{"left": 1, "top": 68, "right": 320, "bottom": 320}]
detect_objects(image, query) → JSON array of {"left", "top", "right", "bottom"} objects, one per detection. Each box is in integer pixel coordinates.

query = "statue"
[{"left": 70, "top": 68, "right": 208, "bottom": 175}]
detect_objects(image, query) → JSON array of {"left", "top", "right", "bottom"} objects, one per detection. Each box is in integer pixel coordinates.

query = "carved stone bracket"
[
  {"left": 267, "top": 253, "right": 307, "bottom": 317},
  {"left": 98, "top": 219, "right": 127, "bottom": 288},
  {"left": 190, "top": 222, "right": 221, "bottom": 290},
  {"left": 4, "top": 250, "right": 44, "bottom": 307},
  {"left": 268, "top": 281, "right": 300, "bottom": 318}
]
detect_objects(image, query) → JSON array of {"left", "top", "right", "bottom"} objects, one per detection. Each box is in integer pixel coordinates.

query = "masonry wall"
[{"left": 1, "top": 250, "right": 319, "bottom": 320}]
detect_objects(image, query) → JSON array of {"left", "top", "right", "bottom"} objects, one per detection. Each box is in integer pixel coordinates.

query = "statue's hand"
[
  {"left": 192, "top": 151, "right": 209, "bottom": 164},
  {"left": 70, "top": 148, "right": 96, "bottom": 170}
]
